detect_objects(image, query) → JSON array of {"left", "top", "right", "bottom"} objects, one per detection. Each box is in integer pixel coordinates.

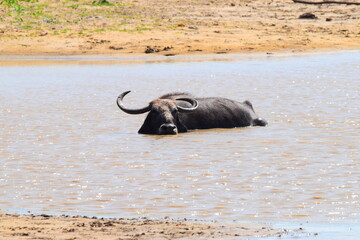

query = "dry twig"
[{"left": 293, "top": 0, "right": 360, "bottom": 5}]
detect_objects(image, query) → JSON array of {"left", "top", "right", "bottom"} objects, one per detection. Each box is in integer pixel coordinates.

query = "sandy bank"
[
  {"left": 0, "top": 0, "right": 359, "bottom": 56},
  {"left": 0, "top": 213, "right": 288, "bottom": 239}
]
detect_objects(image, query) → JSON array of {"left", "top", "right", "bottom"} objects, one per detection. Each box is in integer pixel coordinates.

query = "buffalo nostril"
[
  {"left": 159, "top": 124, "right": 177, "bottom": 134},
  {"left": 160, "top": 124, "right": 176, "bottom": 130}
]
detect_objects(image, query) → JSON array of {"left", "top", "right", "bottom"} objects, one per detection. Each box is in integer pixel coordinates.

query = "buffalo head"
[{"left": 117, "top": 91, "right": 198, "bottom": 135}]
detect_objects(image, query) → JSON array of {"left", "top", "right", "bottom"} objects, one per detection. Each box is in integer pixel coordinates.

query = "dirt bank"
[
  {"left": 0, "top": 213, "right": 289, "bottom": 239},
  {"left": 0, "top": 0, "right": 359, "bottom": 56}
]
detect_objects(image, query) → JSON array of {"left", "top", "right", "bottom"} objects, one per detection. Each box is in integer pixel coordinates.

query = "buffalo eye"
[{"left": 171, "top": 108, "right": 179, "bottom": 114}]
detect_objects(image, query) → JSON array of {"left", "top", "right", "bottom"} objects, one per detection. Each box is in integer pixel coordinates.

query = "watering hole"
[{"left": 1, "top": 52, "right": 359, "bottom": 229}]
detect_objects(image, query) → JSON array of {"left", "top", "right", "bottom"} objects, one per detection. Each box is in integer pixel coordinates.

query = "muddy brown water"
[{"left": 1, "top": 52, "right": 359, "bottom": 226}]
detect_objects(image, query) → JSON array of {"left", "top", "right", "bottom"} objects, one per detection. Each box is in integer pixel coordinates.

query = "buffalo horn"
[
  {"left": 176, "top": 98, "right": 198, "bottom": 112},
  {"left": 117, "top": 91, "right": 151, "bottom": 114}
]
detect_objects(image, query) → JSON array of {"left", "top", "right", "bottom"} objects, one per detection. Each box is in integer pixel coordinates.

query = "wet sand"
[
  {"left": 0, "top": 0, "right": 359, "bottom": 56},
  {"left": 0, "top": 213, "right": 286, "bottom": 240}
]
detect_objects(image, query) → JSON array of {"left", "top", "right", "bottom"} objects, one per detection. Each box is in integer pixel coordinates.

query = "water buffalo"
[{"left": 117, "top": 91, "right": 267, "bottom": 135}]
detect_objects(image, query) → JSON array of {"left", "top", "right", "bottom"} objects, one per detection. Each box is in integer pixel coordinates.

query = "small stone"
[{"left": 299, "top": 13, "right": 317, "bottom": 19}]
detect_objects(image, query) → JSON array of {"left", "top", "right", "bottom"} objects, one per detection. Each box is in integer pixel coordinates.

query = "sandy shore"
[
  {"left": 0, "top": 213, "right": 289, "bottom": 239},
  {"left": 0, "top": 0, "right": 359, "bottom": 56}
]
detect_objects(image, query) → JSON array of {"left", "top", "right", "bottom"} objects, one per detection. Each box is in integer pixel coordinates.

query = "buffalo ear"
[
  {"left": 138, "top": 124, "right": 149, "bottom": 134},
  {"left": 138, "top": 114, "right": 156, "bottom": 134},
  {"left": 176, "top": 118, "right": 188, "bottom": 133}
]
